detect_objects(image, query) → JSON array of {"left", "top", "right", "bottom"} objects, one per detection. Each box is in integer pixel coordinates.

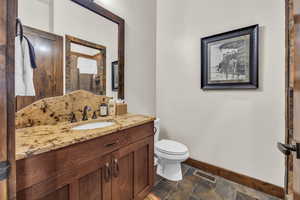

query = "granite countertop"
[{"left": 16, "top": 114, "right": 155, "bottom": 160}]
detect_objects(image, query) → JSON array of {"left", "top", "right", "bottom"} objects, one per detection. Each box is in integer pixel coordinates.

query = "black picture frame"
[
  {"left": 112, "top": 61, "right": 119, "bottom": 91},
  {"left": 201, "top": 24, "right": 259, "bottom": 90}
]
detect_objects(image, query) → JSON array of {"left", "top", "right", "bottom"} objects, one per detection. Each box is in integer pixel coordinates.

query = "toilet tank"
[{"left": 154, "top": 118, "right": 160, "bottom": 143}]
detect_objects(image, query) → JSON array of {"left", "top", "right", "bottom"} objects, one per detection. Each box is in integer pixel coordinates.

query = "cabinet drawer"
[{"left": 121, "top": 122, "right": 154, "bottom": 147}]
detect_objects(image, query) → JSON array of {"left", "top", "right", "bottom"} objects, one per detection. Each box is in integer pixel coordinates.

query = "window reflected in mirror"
[{"left": 112, "top": 61, "right": 119, "bottom": 91}]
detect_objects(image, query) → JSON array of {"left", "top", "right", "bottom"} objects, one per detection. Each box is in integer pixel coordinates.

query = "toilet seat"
[
  {"left": 155, "top": 140, "right": 188, "bottom": 155},
  {"left": 155, "top": 149, "right": 189, "bottom": 161}
]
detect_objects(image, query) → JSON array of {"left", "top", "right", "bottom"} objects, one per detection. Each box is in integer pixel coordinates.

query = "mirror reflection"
[
  {"left": 17, "top": 0, "right": 119, "bottom": 110},
  {"left": 66, "top": 36, "right": 107, "bottom": 95}
]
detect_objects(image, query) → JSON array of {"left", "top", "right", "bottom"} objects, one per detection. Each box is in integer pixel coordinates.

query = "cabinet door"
[
  {"left": 17, "top": 155, "right": 112, "bottom": 200},
  {"left": 111, "top": 136, "right": 154, "bottom": 200},
  {"left": 38, "top": 186, "right": 69, "bottom": 200},
  {"left": 74, "top": 155, "right": 112, "bottom": 200}
]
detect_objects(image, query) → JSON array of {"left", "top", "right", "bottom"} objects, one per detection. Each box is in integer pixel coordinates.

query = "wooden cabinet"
[
  {"left": 112, "top": 136, "right": 154, "bottom": 200},
  {"left": 76, "top": 154, "right": 111, "bottom": 200},
  {"left": 16, "top": 122, "right": 154, "bottom": 200},
  {"left": 39, "top": 186, "right": 70, "bottom": 200}
]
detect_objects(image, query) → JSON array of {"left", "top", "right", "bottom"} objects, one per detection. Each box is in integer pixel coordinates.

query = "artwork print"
[{"left": 201, "top": 25, "right": 258, "bottom": 89}]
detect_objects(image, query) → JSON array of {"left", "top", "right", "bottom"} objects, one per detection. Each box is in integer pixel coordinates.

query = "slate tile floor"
[{"left": 151, "top": 164, "right": 282, "bottom": 200}]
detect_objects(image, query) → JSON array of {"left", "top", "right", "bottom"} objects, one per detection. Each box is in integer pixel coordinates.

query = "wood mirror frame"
[
  {"left": 65, "top": 35, "right": 107, "bottom": 95},
  {"left": 71, "top": 0, "right": 125, "bottom": 99}
]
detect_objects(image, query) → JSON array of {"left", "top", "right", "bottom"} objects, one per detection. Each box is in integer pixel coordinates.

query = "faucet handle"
[
  {"left": 92, "top": 111, "right": 98, "bottom": 119},
  {"left": 69, "top": 112, "right": 77, "bottom": 123}
]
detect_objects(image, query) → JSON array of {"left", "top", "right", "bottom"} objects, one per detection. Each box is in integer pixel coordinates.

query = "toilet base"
[{"left": 157, "top": 161, "right": 183, "bottom": 181}]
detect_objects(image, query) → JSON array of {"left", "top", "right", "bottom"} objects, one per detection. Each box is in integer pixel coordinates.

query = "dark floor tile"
[
  {"left": 151, "top": 164, "right": 281, "bottom": 200},
  {"left": 155, "top": 174, "right": 163, "bottom": 186},
  {"left": 164, "top": 190, "right": 196, "bottom": 200},
  {"left": 162, "top": 178, "right": 179, "bottom": 187},
  {"left": 188, "top": 195, "right": 200, "bottom": 200},
  {"left": 193, "top": 190, "right": 223, "bottom": 200},
  {"left": 184, "top": 167, "right": 196, "bottom": 177},
  {"left": 193, "top": 178, "right": 216, "bottom": 194},
  {"left": 215, "top": 177, "right": 236, "bottom": 200},
  {"left": 190, "top": 170, "right": 217, "bottom": 195},
  {"left": 152, "top": 180, "right": 176, "bottom": 199},
  {"left": 236, "top": 191, "right": 258, "bottom": 200},
  {"left": 182, "top": 163, "right": 191, "bottom": 176}
]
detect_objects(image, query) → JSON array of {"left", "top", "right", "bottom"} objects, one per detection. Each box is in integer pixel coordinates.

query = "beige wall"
[
  {"left": 18, "top": 0, "right": 51, "bottom": 32},
  {"left": 156, "top": 0, "right": 285, "bottom": 186}
]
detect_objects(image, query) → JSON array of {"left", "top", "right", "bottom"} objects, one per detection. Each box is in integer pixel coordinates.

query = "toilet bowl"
[{"left": 154, "top": 119, "right": 189, "bottom": 181}]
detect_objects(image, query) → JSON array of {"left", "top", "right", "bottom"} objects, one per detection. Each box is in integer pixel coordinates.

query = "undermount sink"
[{"left": 72, "top": 121, "right": 116, "bottom": 131}]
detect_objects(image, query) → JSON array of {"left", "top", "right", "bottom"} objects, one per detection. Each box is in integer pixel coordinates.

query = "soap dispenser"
[{"left": 100, "top": 102, "right": 108, "bottom": 117}]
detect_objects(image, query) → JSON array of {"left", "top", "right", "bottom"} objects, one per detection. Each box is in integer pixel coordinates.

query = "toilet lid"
[{"left": 155, "top": 140, "right": 188, "bottom": 155}]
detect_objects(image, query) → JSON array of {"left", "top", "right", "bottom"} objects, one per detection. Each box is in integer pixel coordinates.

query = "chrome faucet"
[{"left": 82, "top": 106, "right": 92, "bottom": 121}]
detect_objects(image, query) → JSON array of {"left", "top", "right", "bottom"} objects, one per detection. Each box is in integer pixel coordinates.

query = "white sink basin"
[{"left": 72, "top": 121, "right": 115, "bottom": 131}]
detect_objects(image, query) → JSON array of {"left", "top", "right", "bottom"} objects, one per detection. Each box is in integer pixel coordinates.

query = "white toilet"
[{"left": 154, "top": 119, "right": 189, "bottom": 181}]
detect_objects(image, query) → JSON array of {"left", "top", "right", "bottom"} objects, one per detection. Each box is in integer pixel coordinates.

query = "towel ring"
[{"left": 16, "top": 18, "right": 24, "bottom": 42}]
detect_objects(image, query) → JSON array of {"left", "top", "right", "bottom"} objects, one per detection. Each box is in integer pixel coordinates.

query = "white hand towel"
[
  {"left": 15, "top": 36, "right": 26, "bottom": 96},
  {"left": 23, "top": 38, "right": 36, "bottom": 96},
  {"left": 77, "top": 57, "right": 98, "bottom": 74},
  {"left": 15, "top": 36, "right": 36, "bottom": 96}
]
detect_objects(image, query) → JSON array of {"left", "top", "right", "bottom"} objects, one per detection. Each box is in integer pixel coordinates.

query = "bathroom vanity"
[
  {"left": 0, "top": 0, "right": 156, "bottom": 199},
  {"left": 15, "top": 91, "right": 155, "bottom": 200}
]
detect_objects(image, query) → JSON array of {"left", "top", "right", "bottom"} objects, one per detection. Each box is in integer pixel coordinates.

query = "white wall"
[
  {"left": 156, "top": 0, "right": 285, "bottom": 186},
  {"left": 18, "top": 0, "right": 51, "bottom": 32},
  {"left": 95, "top": 0, "right": 157, "bottom": 115}
]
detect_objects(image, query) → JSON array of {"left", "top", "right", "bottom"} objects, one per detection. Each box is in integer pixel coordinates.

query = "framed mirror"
[
  {"left": 65, "top": 35, "right": 108, "bottom": 95},
  {"left": 71, "top": 0, "right": 125, "bottom": 99},
  {"left": 17, "top": 0, "right": 125, "bottom": 109}
]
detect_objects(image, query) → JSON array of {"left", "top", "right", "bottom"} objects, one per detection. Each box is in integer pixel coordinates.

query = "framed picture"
[
  {"left": 201, "top": 24, "right": 259, "bottom": 90},
  {"left": 111, "top": 61, "right": 119, "bottom": 91}
]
